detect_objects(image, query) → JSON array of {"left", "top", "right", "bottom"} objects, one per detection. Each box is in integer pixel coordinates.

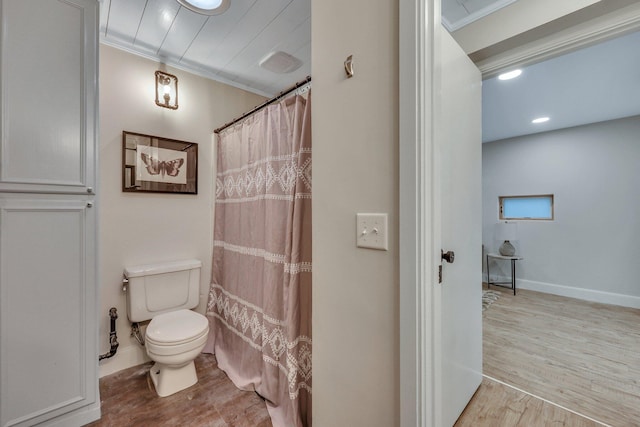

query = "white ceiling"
[
  {"left": 100, "top": 1, "right": 640, "bottom": 143},
  {"left": 98, "top": 0, "right": 509, "bottom": 97},
  {"left": 482, "top": 29, "right": 640, "bottom": 142},
  {"left": 99, "top": 0, "right": 311, "bottom": 97}
]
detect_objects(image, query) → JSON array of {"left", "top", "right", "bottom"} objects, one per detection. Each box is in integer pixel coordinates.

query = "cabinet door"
[
  {"left": 0, "top": 195, "right": 99, "bottom": 426},
  {"left": 0, "top": 0, "right": 97, "bottom": 194}
]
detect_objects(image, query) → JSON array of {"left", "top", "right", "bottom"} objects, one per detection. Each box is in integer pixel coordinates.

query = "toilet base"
[{"left": 149, "top": 361, "right": 198, "bottom": 397}]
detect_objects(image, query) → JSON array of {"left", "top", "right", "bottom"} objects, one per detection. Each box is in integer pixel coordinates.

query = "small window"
[{"left": 499, "top": 195, "right": 554, "bottom": 220}]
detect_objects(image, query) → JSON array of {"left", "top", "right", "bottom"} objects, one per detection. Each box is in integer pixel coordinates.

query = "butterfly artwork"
[
  {"left": 123, "top": 132, "right": 197, "bottom": 194},
  {"left": 136, "top": 146, "right": 188, "bottom": 185},
  {"left": 140, "top": 153, "right": 184, "bottom": 178}
]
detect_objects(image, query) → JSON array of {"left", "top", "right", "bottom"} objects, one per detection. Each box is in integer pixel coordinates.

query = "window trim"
[{"left": 499, "top": 194, "right": 554, "bottom": 221}]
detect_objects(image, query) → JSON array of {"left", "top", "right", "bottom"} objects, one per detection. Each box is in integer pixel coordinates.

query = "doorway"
[
  {"left": 399, "top": 1, "right": 640, "bottom": 425},
  {"left": 479, "top": 29, "right": 640, "bottom": 426}
]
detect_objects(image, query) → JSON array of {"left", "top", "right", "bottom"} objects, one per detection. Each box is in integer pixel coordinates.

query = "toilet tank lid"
[{"left": 124, "top": 259, "right": 202, "bottom": 278}]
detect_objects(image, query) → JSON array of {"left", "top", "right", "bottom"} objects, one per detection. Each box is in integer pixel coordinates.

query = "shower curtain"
[{"left": 206, "top": 93, "right": 312, "bottom": 426}]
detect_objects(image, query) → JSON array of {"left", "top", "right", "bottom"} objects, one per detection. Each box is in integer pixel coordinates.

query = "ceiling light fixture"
[
  {"left": 176, "top": 0, "right": 230, "bottom": 15},
  {"left": 532, "top": 117, "right": 550, "bottom": 124},
  {"left": 498, "top": 69, "right": 522, "bottom": 80}
]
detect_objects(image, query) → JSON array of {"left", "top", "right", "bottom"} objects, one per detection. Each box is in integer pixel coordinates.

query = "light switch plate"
[{"left": 356, "top": 213, "right": 388, "bottom": 250}]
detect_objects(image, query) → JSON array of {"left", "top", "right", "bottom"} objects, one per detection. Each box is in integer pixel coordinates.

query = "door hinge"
[{"left": 438, "top": 264, "right": 443, "bottom": 284}]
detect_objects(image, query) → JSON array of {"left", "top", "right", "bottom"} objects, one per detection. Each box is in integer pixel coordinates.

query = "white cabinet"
[
  {"left": 0, "top": 0, "right": 97, "bottom": 194},
  {"left": 0, "top": 196, "right": 98, "bottom": 426},
  {"left": 0, "top": 1, "right": 100, "bottom": 426}
]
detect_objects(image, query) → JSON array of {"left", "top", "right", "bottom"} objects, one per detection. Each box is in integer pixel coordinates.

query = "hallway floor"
[
  {"left": 88, "top": 354, "right": 271, "bottom": 427},
  {"left": 467, "top": 285, "right": 640, "bottom": 426}
]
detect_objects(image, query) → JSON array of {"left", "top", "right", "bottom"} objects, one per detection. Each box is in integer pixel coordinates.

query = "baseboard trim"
[
  {"left": 99, "top": 345, "right": 150, "bottom": 378},
  {"left": 487, "top": 275, "right": 640, "bottom": 309},
  {"left": 47, "top": 401, "right": 101, "bottom": 427}
]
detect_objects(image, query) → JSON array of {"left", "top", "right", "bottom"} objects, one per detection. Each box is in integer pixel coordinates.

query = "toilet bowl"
[{"left": 145, "top": 309, "right": 209, "bottom": 397}]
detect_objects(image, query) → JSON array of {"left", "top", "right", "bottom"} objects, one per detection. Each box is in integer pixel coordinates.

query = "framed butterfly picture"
[{"left": 122, "top": 131, "right": 197, "bottom": 194}]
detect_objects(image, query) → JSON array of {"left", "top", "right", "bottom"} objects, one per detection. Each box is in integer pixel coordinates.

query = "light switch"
[{"left": 356, "top": 213, "right": 388, "bottom": 250}]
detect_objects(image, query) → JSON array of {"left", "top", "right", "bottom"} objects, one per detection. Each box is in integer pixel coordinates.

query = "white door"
[{"left": 436, "top": 28, "right": 483, "bottom": 426}]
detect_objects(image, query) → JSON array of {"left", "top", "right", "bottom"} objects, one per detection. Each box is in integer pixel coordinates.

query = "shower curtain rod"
[{"left": 214, "top": 76, "right": 311, "bottom": 134}]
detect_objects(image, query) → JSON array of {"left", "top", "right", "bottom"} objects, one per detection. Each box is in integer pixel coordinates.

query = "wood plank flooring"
[
  {"left": 455, "top": 377, "right": 602, "bottom": 427},
  {"left": 88, "top": 354, "right": 271, "bottom": 427},
  {"left": 91, "top": 358, "right": 594, "bottom": 427},
  {"left": 89, "top": 288, "right": 639, "bottom": 426},
  {"left": 481, "top": 286, "right": 640, "bottom": 426}
]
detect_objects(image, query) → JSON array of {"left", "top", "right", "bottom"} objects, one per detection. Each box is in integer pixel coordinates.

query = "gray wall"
[{"left": 482, "top": 115, "right": 640, "bottom": 306}]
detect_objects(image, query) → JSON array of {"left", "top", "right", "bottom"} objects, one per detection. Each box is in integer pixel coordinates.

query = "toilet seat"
[{"left": 146, "top": 309, "right": 209, "bottom": 345}]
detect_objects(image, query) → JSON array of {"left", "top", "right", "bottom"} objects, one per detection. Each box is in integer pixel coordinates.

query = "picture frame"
[{"left": 122, "top": 131, "right": 197, "bottom": 194}]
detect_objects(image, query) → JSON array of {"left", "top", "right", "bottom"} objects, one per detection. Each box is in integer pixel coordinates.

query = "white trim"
[
  {"left": 45, "top": 403, "right": 101, "bottom": 427},
  {"left": 431, "top": 20, "right": 445, "bottom": 427},
  {"left": 399, "top": 0, "right": 436, "bottom": 425},
  {"left": 98, "top": 38, "right": 273, "bottom": 99},
  {"left": 517, "top": 279, "right": 640, "bottom": 310},
  {"left": 442, "top": 0, "right": 518, "bottom": 33},
  {"left": 477, "top": 2, "right": 640, "bottom": 77}
]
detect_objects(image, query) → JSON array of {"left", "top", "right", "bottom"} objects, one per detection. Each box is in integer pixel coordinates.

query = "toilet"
[{"left": 124, "top": 259, "right": 209, "bottom": 397}]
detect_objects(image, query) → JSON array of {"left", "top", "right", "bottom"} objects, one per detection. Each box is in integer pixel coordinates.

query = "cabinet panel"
[
  {"left": 0, "top": 0, "right": 97, "bottom": 193},
  {"left": 0, "top": 196, "right": 98, "bottom": 426}
]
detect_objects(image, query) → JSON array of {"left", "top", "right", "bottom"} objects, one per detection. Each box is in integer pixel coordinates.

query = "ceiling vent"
[{"left": 259, "top": 51, "right": 303, "bottom": 74}]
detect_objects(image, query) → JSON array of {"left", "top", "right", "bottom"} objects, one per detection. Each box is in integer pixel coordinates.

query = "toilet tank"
[{"left": 124, "top": 259, "right": 202, "bottom": 322}]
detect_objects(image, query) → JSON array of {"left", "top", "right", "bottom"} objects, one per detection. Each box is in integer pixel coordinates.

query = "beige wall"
[
  {"left": 312, "top": 0, "right": 399, "bottom": 425},
  {"left": 98, "top": 45, "right": 265, "bottom": 377}
]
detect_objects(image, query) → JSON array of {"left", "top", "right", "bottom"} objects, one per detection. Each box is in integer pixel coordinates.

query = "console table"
[{"left": 486, "top": 253, "right": 523, "bottom": 295}]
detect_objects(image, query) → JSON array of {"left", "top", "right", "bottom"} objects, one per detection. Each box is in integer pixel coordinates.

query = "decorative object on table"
[
  {"left": 482, "top": 290, "right": 501, "bottom": 312},
  {"left": 122, "top": 131, "right": 197, "bottom": 194},
  {"left": 496, "top": 221, "right": 517, "bottom": 256}
]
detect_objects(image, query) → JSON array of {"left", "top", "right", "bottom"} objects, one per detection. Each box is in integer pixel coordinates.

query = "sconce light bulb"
[{"left": 163, "top": 84, "right": 171, "bottom": 95}]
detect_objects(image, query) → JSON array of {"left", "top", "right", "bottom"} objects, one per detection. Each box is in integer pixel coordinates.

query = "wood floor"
[
  {"left": 88, "top": 354, "right": 271, "bottom": 427},
  {"left": 89, "top": 288, "right": 639, "bottom": 426},
  {"left": 91, "top": 359, "right": 596, "bottom": 427},
  {"left": 455, "top": 377, "right": 602, "bottom": 427},
  {"left": 480, "top": 286, "right": 640, "bottom": 427}
]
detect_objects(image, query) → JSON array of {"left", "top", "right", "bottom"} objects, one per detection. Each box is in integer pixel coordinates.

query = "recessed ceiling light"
[
  {"left": 498, "top": 69, "right": 522, "bottom": 80},
  {"left": 177, "top": 0, "right": 230, "bottom": 15},
  {"left": 532, "top": 117, "right": 550, "bottom": 124}
]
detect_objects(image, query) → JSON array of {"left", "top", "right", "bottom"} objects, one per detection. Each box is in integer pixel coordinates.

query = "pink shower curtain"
[{"left": 206, "top": 93, "right": 312, "bottom": 426}]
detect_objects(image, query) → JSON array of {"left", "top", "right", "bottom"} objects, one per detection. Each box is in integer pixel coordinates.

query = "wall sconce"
[{"left": 155, "top": 70, "right": 178, "bottom": 110}]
